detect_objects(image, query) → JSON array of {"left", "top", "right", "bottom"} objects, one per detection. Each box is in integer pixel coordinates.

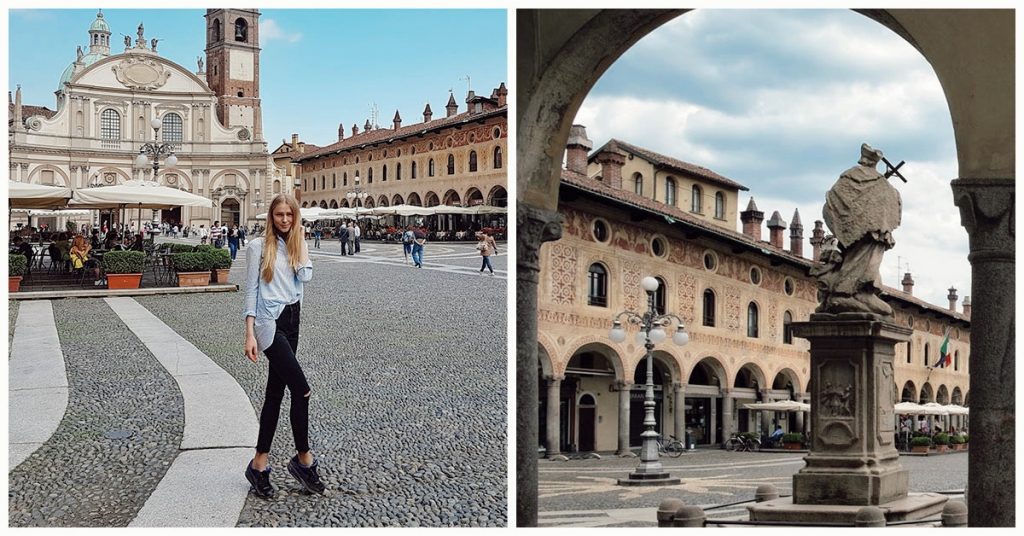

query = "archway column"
[
  {"left": 673, "top": 383, "right": 685, "bottom": 446},
  {"left": 795, "top": 392, "right": 807, "bottom": 435},
  {"left": 516, "top": 203, "right": 562, "bottom": 527},
  {"left": 952, "top": 178, "right": 1014, "bottom": 527},
  {"left": 757, "top": 389, "right": 769, "bottom": 435},
  {"left": 545, "top": 375, "right": 563, "bottom": 457},
  {"left": 721, "top": 389, "right": 735, "bottom": 445},
  {"left": 615, "top": 380, "right": 632, "bottom": 456}
]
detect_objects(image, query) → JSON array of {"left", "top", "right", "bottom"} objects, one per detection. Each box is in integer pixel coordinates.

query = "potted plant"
[
  {"left": 170, "top": 243, "right": 198, "bottom": 254},
  {"left": 949, "top": 434, "right": 966, "bottom": 451},
  {"left": 9, "top": 254, "right": 27, "bottom": 292},
  {"left": 101, "top": 251, "right": 146, "bottom": 289},
  {"left": 209, "top": 249, "right": 232, "bottom": 283},
  {"left": 910, "top": 436, "right": 932, "bottom": 454},
  {"left": 782, "top": 432, "right": 804, "bottom": 450},
  {"left": 932, "top": 432, "right": 950, "bottom": 453},
  {"left": 172, "top": 251, "right": 212, "bottom": 287}
]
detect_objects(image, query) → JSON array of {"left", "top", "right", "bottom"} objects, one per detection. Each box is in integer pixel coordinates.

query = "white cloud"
[{"left": 260, "top": 18, "right": 302, "bottom": 43}]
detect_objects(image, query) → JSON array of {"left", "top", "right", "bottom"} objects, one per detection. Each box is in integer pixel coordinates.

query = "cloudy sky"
[
  {"left": 574, "top": 9, "right": 970, "bottom": 309},
  {"left": 8, "top": 8, "right": 507, "bottom": 150}
]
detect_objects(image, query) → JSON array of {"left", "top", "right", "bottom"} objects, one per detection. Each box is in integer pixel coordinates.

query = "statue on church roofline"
[{"left": 809, "top": 143, "right": 902, "bottom": 320}]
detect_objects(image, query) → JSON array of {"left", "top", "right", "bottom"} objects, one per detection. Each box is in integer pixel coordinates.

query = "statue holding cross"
[{"left": 810, "top": 143, "right": 903, "bottom": 319}]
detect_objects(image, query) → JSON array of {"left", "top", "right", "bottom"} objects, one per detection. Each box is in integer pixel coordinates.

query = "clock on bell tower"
[{"left": 205, "top": 8, "right": 263, "bottom": 141}]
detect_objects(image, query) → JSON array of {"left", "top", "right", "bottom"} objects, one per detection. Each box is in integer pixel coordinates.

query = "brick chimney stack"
[
  {"left": 393, "top": 110, "right": 402, "bottom": 130},
  {"left": 423, "top": 103, "right": 433, "bottom": 122},
  {"left": 962, "top": 296, "right": 971, "bottom": 318},
  {"left": 364, "top": 119, "right": 372, "bottom": 132},
  {"left": 337, "top": 123, "right": 344, "bottom": 142},
  {"left": 446, "top": 92, "right": 458, "bottom": 117},
  {"left": 948, "top": 287, "right": 958, "bottom": 311},
  {"left": 495, "top": 82, "right": 507, "bottom": 107},
  {"left": 352, "top": 123, "right": 359, "bottom": 137},
  {"left": 740, "top": 198, "right": 764, "bottom": 241},
  {"left": 565, "top": 124, "right": 593, "bottom": 175},
  {"left": 767, "top": 211, "right": 787, "bottom": 248},
  {"left": 789, "top": 209, "right": 804, "bottom": 257},
  {"left": 901, "top": 272, "right": 914, "bottom": 295},
  {"left": 810, "top": 220, "right": 825, "bottom": 261},
  {"left": 594, "top": 148, "right": 625, "bottom": 190}
]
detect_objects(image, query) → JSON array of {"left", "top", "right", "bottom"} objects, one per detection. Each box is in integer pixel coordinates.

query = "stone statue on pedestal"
[{"left": 810, "top": 143, "right": 901, "bottom": 319}]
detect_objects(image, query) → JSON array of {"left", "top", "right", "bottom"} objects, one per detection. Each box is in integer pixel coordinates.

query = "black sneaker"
[
  {"left": 245, "top": 462, "right": 275, "bottom": 499},
  {"left": 287, "top": 455, "right": 326, "bottom": 494}
]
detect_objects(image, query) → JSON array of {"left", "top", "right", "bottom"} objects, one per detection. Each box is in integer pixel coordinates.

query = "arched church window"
[
  {"left": 234, "top": 18, "right": 248, "bottom": 42},
  {"left": 447, "top": 154, "right": 455, "bottom": 175},
  {"left": 493, "top": 146, "right": 503, "bottom": 169},
  {"left": 715, "top": 191, "right": 726, "bottom": 219},
  {"left": 469, "top": 151, "right": 478, "bottom": 172},
  {"left": 665, "top": 177, "right": 677, "bottom": 206},
  {"left": 692, "top": 185, "right": 703, "bottom": 213},
  {"left": 213, "top": 19, "right": 221, "bottom": 41},
  {"left": 100, "top": 109, "right": 120, "bottom": 149},
  {"left": 161, "top": 113, "right": 183, "bottom": 151}
]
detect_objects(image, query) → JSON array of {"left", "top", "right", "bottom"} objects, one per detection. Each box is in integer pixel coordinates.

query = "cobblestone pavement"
[
  {"left": 137, "top": 240, "right": 507, "bottom": 527},
  {"left": 8, "top": 239, "right": 507, "bottom": 527},
  {"left": 8, "top": 299, "right": 184, "bottom": 527},
  {"left": 8, "top": 300, "right": 18, "bottom": 350},
  {"left": 538, "top": 449, "right": 967, "bottom": 527}
]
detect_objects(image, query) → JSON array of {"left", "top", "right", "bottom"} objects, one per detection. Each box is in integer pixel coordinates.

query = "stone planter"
[
  {"left": 783, "top": 442, "right": 803, "bottom": 451},
  {"left": 176, "top": 271, "right": 210, "bottom": 287},
  {"left": 9, "top": 276, "right": 22, "bottom": 292},
  {"left": 106, "top": 273, "right": 142, "bottom": 290},
  {"left": 212, "top": 268, "right": 230, "bottom": 284},
  {"left": 952, "top": 443, "right": 967, "bottom": 451},
  {"left": 911, "top": 445, "right": 930, "bottom": 454},
  {"left": 934, "top": 445, "right": 949, "bottom": 454}
]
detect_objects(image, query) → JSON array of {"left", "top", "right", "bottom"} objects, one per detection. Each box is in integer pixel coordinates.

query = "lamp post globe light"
[
  {"left": 135, "top": 117, "right": 178, "bottom": 178},
  {"left": 346, "top": 173, "right": 368, "bottom": 208},
  {"left": 610, "top": 275, "right": 689, "bottom": 486}
]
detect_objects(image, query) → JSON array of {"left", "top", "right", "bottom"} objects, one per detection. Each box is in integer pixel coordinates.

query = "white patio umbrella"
[
  {"left": 466, "top": 205, "right": 507, "bottom": 215},
  {"left": 945, "top": 404, "right": 970, "bottom": 415},
  {"left": 919, "top": 402, "right": 950, "bottom": 415},
  {"left": 742, "top": 400, "right": 810, "bottom": 412},
  {"left": 894, "top": 401, "right": 926, "bottom": 415},
  {"left": 69, "top": 180, "right": 212, "bottom": 235},
  {"left": 8, "top": 180, "right": 72, "bottom": 209},
  {"left": 368, "top": 204, "right": 436, "bottom": 217}
]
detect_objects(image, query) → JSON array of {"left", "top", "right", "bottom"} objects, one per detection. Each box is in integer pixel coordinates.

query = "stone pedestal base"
[
  {"left": 794, "top": 464, "right": 908, "bottom": 505},
  {"left": 747, "top": 493, "right": 948, "bottom": 524},
  {"left": 617, "top": 473, "right": 681, "bottom": 487}
]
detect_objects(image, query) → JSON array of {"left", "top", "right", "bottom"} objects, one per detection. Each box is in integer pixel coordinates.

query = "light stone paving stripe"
[
  {"left": 104, "top": 297, "right": 257, "bottom": 528},
  {"left": 8, "top": 300, "right": 68, "bottom": 470}
]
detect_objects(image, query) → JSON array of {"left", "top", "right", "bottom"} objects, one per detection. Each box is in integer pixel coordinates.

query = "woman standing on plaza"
[
  {"left": 477, "top": 231, "right": 498, "bottom": 275},
  {"left": 243, "top": 193, "right": 325, "bottom": 498}
]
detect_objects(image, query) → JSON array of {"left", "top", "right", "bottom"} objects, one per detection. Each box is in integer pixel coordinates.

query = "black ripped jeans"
[{"left": 256, "top": 302, "right": 311, "bottom": 454}]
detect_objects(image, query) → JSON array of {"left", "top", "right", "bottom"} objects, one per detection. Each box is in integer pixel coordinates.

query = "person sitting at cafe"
[
  {"left": 90, "top": 229, "right": 102, "bottom": 249},
  {"left": 69, "top": 235, "right": 91, "bottom": 273},
  {"left": 104, "top": 229, "right": 120, "bottom": 250},
  {"left": 11, "top": 237, "right": 34, "bottom": 274},
  {"left": 130, "top": 234, "right": 145, "bottom": 252}
]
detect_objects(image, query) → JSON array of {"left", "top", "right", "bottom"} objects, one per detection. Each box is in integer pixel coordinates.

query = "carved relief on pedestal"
[
  {"left": 818, "top": 360, "right": 857, "bottom": 450},
  {"left": 623, "top": 261, "right": 641, "bottom": 312},
  {"left": 548, "top": 243, "right": 577, "bottom": 306},
  {"left": 877, "top": 360, "right": 895, "bottom": 445}
]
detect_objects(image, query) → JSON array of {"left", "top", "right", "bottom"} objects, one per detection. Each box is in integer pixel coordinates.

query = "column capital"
[
  {"left": 517, "top": 203, "right": 562, "bottom": 280},
  {"left": 613, "top": 379, "right": 632, "bottom": 391},
  {"left": 544, "top": 375, "right": 565, "bottom": 383},
  {"left": 951, "top": 178, "right": 1014, "bottom": 263}
]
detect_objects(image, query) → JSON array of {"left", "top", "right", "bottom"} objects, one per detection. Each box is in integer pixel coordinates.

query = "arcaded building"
[
  {"left": 537, "top": 125, "right": 971, "bottom": 455},
  {"left": 8, "top": 9, "right": 274, "bottom": 229},
  {"left": 293, "top": 86, "right": 508, "bottom": 217}
]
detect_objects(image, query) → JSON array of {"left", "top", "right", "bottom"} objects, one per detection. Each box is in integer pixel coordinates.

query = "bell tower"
[{"left": 204, "top": 9, "right": 263, "bottom": 141}]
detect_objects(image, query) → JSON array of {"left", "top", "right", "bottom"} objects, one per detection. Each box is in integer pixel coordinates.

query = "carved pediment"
[{"left": 113, "top": 56, "right": 172, "bottom": 90}]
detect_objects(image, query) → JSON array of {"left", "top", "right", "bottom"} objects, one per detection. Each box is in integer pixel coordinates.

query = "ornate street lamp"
[
  {"left": 135, "top": 117, "right": 178, "bottom": 179},
  {"left": 345, "top": 173, "right": 368, "bottom": 208},
  {"left": 610, "top": 275, "right": 689, "bottom": 486}
]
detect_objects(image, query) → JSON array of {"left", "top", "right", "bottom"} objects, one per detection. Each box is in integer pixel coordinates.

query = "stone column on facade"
[
  {"left": 757, "top": 390, "right": 769, "bottom": 435},
  {"left": 709, "top": 392, "right": 719, "bottom": 446},
  {"left": 545, "top": 375, "right": 563, "bottom": 458},
  {"left": 721, "top": 389, "right": 735, "bottom": 446},
  {"left": 951, "top": 178, "right": 1014, "bottom": 527},
  {"left": 673, "top": 383, "right": 685, "bottom": 447},
  {"left": 794, "top": 393, "right": 806, "bottom": 435},
  {"left": 616, "top": 380, "right": 632, "bottom": 457},
  {"left": 516, "top": 203, "right": 562, "bottom": 528}
]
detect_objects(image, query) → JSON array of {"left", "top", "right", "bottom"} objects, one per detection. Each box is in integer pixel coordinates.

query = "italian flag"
[{"left": 933, "top": 330, "right": 952, "bottom": 368}]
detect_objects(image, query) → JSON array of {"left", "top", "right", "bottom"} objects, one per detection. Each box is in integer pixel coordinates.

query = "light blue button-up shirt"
[{"left": 244, "top": 236, "right": 313, "bottom": 352}]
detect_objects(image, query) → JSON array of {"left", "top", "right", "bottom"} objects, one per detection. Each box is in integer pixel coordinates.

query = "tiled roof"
[
  {"left": 8, "top": 103, "right": 57, "bottom": 126},
  {"left": 591, "top": 138, "right": 749, "bottom": 191},
  {"left": 294, "top": 106, "right": 506, "bottom": 163},
  {"left": 561, "top": 169, "right": 969, "bottom": 325},
  {"left": 272, "top": 142, "right": 320, "bottom": 159}
]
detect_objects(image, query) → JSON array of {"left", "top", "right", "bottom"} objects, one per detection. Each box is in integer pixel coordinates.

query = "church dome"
[
  {"left": 57, "top": 53, "right": 105, "bottom": 91},
  {"left": 89, "top": 11, "right": 110, "bottom": 33}
]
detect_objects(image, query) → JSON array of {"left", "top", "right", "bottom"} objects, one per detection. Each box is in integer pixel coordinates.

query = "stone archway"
[
  {"left": 220, "top": 197, "right": 240, "bottom": 226},
  {"left": 901, "top": 380, "right": 918, "bottom": 403},
  {"left": 516, "top": 10, "right": 1014, "bottom": 525}
]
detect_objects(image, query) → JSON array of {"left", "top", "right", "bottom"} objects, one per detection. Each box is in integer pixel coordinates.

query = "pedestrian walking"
[
  {"left": 243, "top": 193, "right": 324, "bottom": 499},
  {"left": 228, "top": 224, "right": 241, "bottom": 261},
  {"left": 313, "top": 223, "right": 322, "bottom": 249},
  {"left": 221, "top": 222, "right": 229, "bottom": 247},
  {"left": 199, "top": 225, "right": 209, "bottom": 245},
  {"left": 401, "top": 225, "right": 415, "bottom": 264},
  {"left": 411, "top": 225, "right": 427, "bottom": 268},
  {"left": 347, "top": 223, "right": 356, "bottom": 256},
  {"left": 337, "top": 223, "right": 350, "bottom": 256},
  {"left": 210, "top": 221, "right": 223, "bottom": 248},
  {"left": 477, "top": 231, "right": 498, "bottom": 275},
  {"left": 353, "top": 222, "right": 361, "bottom": 253}
]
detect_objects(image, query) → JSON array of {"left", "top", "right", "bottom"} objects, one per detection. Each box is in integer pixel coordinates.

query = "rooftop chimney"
[
  {"left": 767, "top": 210, "right": 787, "bottom": 248},
  {"left": 337, "top": 123, "right": 344, "bottom": 141},
  {"left": 352, "top": 123, "right": 359, "bottom": 137},
  {"left": 789, "top": 208, "right": 804, "bottom": 257},
  {"left": 423, "top": 103, "right": 433, "bottom": 122},
  {"left": 594, "top": 147, "right": 625, "bottom": 190},
  {"left": 393, "top": 110, "right": 402, "bottom": 130},
  {"left": 364, "top": 119, "right": 372, "bottom": 132},
  {"left": 962, "top": 296, "right": 971, "bottom": 318},
  {"left": 740, "top": 198, "right": 764, "bottom": 241},
  {"left": 948, "top": 287, "right": 958, "bottom": 311},
  {"left": 810, "top": 220, "right": 825, "bottom": 261},
  {"left": 901, "top": 272, "right": 914, "bottom": 295},
  {"left": 495, "top": 82, "right": 507, "bottom": 107},
  {"left": 565, "top": 124, "right": 593, "bottom": 175},
  {"left": 445, "top": 92, "right": 458, "bottom": 117}
]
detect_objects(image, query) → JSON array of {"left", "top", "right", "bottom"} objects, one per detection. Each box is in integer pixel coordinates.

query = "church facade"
[
  {"left": 537, "top": 125, "right": 971, "bottom": 454},
  {"left": 8, "top": 9, "right": 275, "bottom": 230}
]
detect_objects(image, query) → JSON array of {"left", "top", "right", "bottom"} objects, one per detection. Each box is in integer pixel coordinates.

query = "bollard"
[
  {"left": 657, "top": 498, "right": 684, "bottom": 527},
  {"left": 754, "top": 484, "right": 779, "bottom": 502},
  {"left": 672, "top": 505, "right": 706, "bottom": 527},
  {"left": 854, "top": 506, "right": 886, "bottom": 527},
  {"left": 941, "top": 500, "right": 968, "bottom": 527}
]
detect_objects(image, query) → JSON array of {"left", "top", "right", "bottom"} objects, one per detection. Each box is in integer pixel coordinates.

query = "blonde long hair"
[{"left": 261, "top": 194, "right": 304, "bottom": 283}]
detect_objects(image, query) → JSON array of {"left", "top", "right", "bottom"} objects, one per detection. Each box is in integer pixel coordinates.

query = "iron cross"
[{"left": 882, "top": 156, "right": 907, "bottom": 183}]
